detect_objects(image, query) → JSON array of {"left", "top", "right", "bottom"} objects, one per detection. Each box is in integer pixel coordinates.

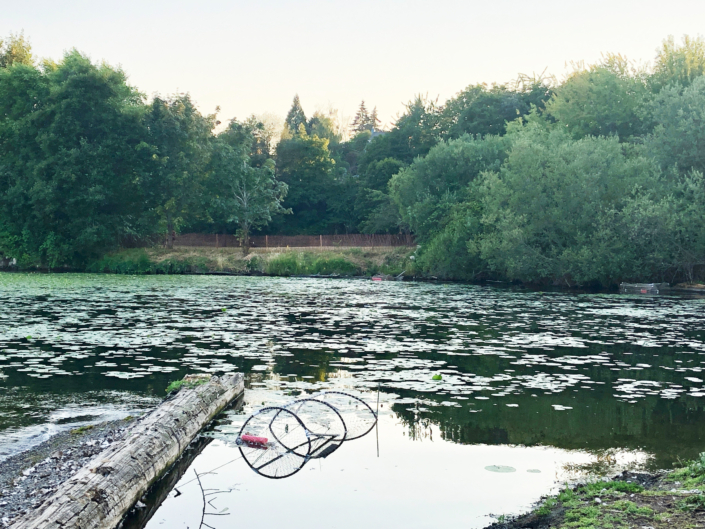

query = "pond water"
[{"left": 1, "top": 274, "right": 705, "bottom": 527}]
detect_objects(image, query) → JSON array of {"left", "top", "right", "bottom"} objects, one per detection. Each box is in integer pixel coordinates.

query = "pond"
[{"left": 1, "top": 274, "right": 704, "bottom": 527}]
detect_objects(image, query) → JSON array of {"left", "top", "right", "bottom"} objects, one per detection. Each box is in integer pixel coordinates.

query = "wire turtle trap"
[{"left": 236, "top": 391, "right": 378, "bottom": 479}]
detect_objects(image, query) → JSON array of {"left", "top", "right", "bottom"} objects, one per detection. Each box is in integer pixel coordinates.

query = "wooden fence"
[{"left": 166, "top": 233, "right": 415, "bottom": 248}]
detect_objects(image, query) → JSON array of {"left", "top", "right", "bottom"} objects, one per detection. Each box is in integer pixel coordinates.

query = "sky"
[{"left": 2, "top": 0, "right": 705, "bottom": 131}]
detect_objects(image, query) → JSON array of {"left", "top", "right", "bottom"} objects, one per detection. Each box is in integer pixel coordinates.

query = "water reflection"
[
  {"left": 145, "top": 388, "right": 651, "bottom": 529},
  {"left": 235, "top": 391, "right": 377, "bottom": 479},
  {"left": 1, "top": 274, "right": 704, "bottom": 468}
]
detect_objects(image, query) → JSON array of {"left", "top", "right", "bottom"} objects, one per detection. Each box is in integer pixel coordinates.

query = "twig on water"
[{"left": 193, "top": 470, "right": 233, "bottom": 529}]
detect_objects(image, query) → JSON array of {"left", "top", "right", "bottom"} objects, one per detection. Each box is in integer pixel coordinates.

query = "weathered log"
[
  {"left": 11, "top": 373, "right": 244, "bottom": 529},
  {"left": 119, "top": 391, "right": 244, "bottom": 529}
]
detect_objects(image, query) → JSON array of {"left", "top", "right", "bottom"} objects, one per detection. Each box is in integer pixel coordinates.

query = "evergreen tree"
[
  {"left": 369, "top": 107, "right": 381, "bottom": 131},
  {"left": 285, "top": 94, "right": 307, "bottom": 135},
  {"left": 351, "top": 101, "right": 370, "bottom": 133}
]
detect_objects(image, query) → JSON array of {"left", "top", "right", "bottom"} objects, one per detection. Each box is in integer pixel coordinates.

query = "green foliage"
[
  {"left": 0, "top": 51, "right": 149, "bottom": 267},
  {"left": 264, "top": 252, "right": 362, "bottom": 276},
  {"left": 284, "top": 94, "right": 307, "bottom": 136},
  {"left": 612, "top": 500, "right": 653, "bottom": 516},
  {"left": 669, "top": 452, "right": 705, "bottom": 486},
  {"left": 564, "top": 505, "right": 600, "bottom": 526},
  {"left": 535, "top": 497, "right": 558, "bottom": 516},
  {"left": 273, "top": 128, "right": 337, "bottom": 234},
  {"left": 579, "top": 481, "right": 644, "bottom": 494},
  {"left": 70, "top": 425, "right": 94, "bottom": 435},
  {"left": 390, "top": 134, "right": 508, "bottom": 241},
  {"left": 546, "top": 54, "right": 650, "bottom": 140},
  {"left": 210, "top": 136, "right": 289, "bottom": 253},
  {"left": 0, "top": 32, "right": 34, "bottom": 68},
  {"left": 652, "top": 35, "right": 705, "bottom": 90},
  {"left": 677, "top": 494, "right": 705, "bottom": 512},
  {"left": 144, "top": 93, "right": 215, "bottom": 247},
  {"left": 646, "top": 75, "right": 705, "bottom": 173},
  {"left": 88, "top": 249, "right": 209, "bottom": 274},
  {"left": 165, "top": 378, "right": 209, "bottom": 393},
  {"left": 478, "top": 126, "right": 664, "bottom": 284},
  {"left": 441, "top": 79, "right": 552, "bottom": 139},
  {"left": 2, "top": 31, "right": 705, "bottom": 285}
]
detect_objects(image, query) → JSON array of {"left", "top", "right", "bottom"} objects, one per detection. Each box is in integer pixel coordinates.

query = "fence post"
[
  {"left": 320, "top": 235, "right": 323, "bottom": 248},
  {"left": 215, "top": 234, "right": 219, "bottom": 248},
  {"left": 266, "top": 235, "right": 268, "bottom": 250}
]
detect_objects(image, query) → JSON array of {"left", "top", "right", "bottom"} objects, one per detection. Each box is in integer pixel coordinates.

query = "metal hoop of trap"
[
  {"left": 280, "top": 398, "right": 348, "bottom": 459},
  {"left": 236, "top": 406, "right": 311, "bottom": 479},
  {"left": 310, "top": 391, "right": 378, "bottom": 440},
  {"left": 237, "top": 391, "right": 378, "bottom": 479}
]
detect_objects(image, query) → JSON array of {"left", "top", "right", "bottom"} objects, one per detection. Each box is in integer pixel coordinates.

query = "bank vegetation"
[{"left": 1, "top": 34, "right": 705, "bottom": 286}]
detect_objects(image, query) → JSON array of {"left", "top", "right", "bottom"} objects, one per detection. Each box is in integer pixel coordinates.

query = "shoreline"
[
  {"left": 4, "top": 426, "right": 703, "bottom": 529},
  {"left": 0, "top": 419, "right": 135, "bottom": 528},
  {"left": 488, "top": 467, "right": 705, "bottom": 529},
  {"left": 2, "top": 247, "right": 704, "bottom": 294}
]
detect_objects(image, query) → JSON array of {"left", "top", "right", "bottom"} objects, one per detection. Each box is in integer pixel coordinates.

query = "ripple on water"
[{"left": 1, "top": 275, "right": 705, "bottom": 467}]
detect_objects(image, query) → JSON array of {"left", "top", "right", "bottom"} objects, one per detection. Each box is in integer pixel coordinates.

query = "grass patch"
[
  {"left": 612, "top": 500, "right": 653, "bottom": 516},
  {"left": 165, "top": 377, "right": 209, "bottom": 393},
  {"left": 87, "top": 247, "right": 415, "bottom": 277},
  {"left": 88, "top": 249, "right": 210, "bottom": 274},
  {"left": 70, "top": 424, "right": 94, "bottom": 435},
  {"left": 580, "top": 481, "right": 644, "bottom": 495},
  {"left": 564, "top": 505, "right": 600, "bottom": 527},
  {"left": 264, "top": 252, "right": 362, "bottom": 276},
  {"left": 669, "top": 452, "right": 705, "bottom": 489},
  {"left": 535, "top": 497, "right": 559, "bottom": 516},
  {"left": 677, "top": 494, "right": 705, "bottom": 512}
]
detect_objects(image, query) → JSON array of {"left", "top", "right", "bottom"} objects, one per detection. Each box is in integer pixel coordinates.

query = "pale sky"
[{"left": 3, "top": 0, "right": 705, "bottom": 131}]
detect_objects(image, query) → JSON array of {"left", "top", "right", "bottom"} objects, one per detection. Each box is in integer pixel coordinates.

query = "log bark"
[{"left": 11, "top": 373, "right": 244, "bottom": 529}]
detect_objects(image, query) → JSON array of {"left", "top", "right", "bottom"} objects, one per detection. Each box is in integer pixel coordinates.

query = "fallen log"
[{"left": 11, "top": 373, "right": 244, "bottom": 529}]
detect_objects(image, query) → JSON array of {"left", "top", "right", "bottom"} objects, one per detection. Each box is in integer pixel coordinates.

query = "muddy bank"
[
  {"left": 0, "top": 419, "right": 135, "bottom": 528},
  {"left": 487, "top": 469, "right": 705, "bottom": 529}
]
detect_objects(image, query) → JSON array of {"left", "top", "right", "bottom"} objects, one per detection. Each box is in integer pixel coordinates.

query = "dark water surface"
[{"left": 1, "top": 274, "right": 705, "bottom": 525}]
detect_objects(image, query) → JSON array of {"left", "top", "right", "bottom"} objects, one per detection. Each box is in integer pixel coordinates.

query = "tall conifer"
[
  {"left": 369, "top": 107, "right": 381, "bottom": 131},
  {"left": 285, "top": 94, "right": 307, "bottom": 134},
  {"left": 351, "top": 101, "right": 370, "bottom": 133}
]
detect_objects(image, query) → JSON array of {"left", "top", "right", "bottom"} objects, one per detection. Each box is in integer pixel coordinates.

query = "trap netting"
[{"left": 236, "top": 391, "right": 377, "bottom": 479}]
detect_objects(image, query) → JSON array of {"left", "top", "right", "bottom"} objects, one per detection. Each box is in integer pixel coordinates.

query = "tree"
[
  {"left": 652, "top": 35, "right": 705, "bottom": 90},
  {"left": 354, "top": 158, "right": 405, "bottom": 234},
  {"left": 369, "top": 107, "right": 381, "bottom": 131},
  {"left": 0, "top": 32, "right": 34, "bottom": 68},
  {"left": 389, "top": 134, "right": 508, "bottom": 241},
  {"left": 351, "top": 101, "right": 370, "bottom": 133},
  {"left": 144, "top": 94, "right": 215, "bottom": 248},
  {"left": 545, "top": 54, "right": 650, "bottom": 140},
  {"left": 0, "top": 51, "right": 148, "bottom": 266},
  {"left": 221, "top": 116, "right": 272, "bottom": 168},
  {"left": 308, "top": 110, "right": 342, "bottom": 146},
  {"left": 274, "top": 127, "right": 336, "bottom": 234},
  {"left": 477, "top": 126, "right": 662, "bottom": 285},
  {"left": 284, "top": 94, "right": 307, "bottom": 135},
  {"left": 439, "top": 74, "right": 552, "bottom": 140},
  {"left": 646, "top": 75, "right": 705, "bottom": 174},
  {"left": 210, "top": 138, "right": 288, "bottom": 254}
]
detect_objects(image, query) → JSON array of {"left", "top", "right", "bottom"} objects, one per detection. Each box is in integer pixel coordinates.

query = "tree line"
[{"left": 1, "top": 33, "right": 704, "bottom": 285}]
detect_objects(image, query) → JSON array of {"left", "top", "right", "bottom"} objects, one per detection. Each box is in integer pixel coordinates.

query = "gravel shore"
[{"left": 0, "top": 417, "right": 138, "bottom": 528}]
